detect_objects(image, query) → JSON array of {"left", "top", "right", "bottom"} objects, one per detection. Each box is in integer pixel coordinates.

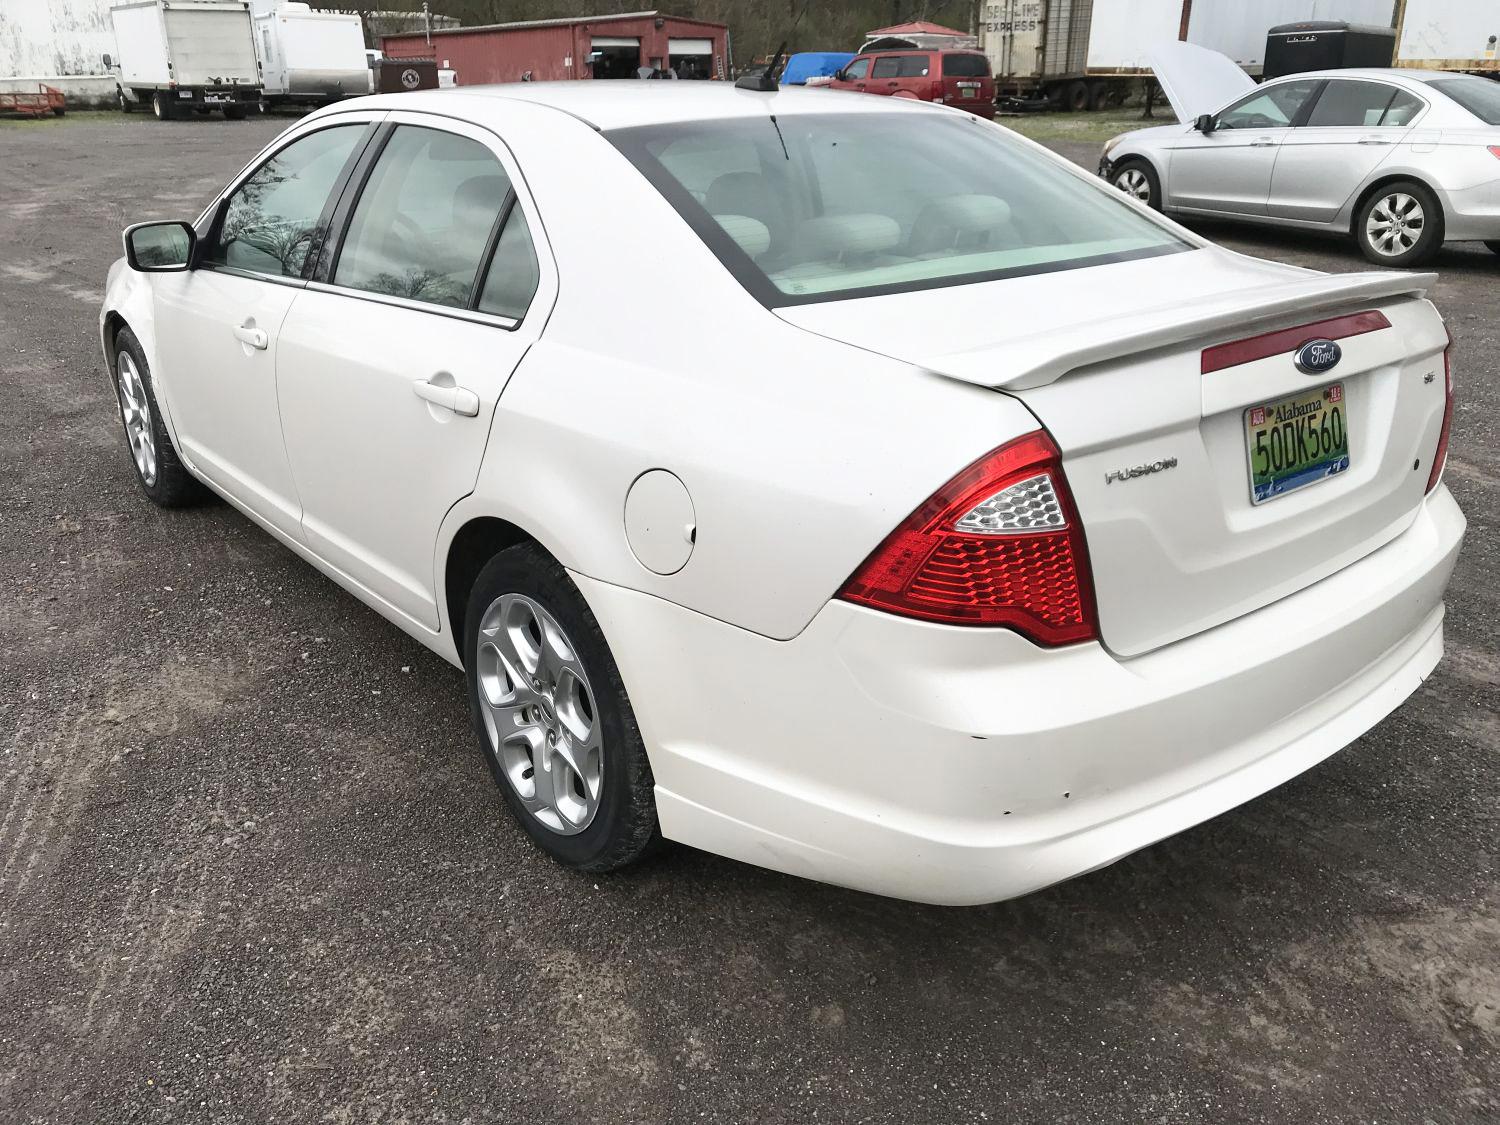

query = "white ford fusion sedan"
[{"left": 101, "top": 84, "right": 1464, "bottom": 905}]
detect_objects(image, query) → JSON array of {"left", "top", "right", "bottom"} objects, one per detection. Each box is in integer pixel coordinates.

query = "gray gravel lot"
[{"left": 1, "top": 114, "right": 1496, "bottom": 1124}]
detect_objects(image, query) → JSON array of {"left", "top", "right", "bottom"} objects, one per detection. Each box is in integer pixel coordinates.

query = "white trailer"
[
  {"left": 1184, "top": 0, "right": 1397, "bottom": 76},
  {"left": 253, "top": 2, "right": 368, "bottom": 107},
  {"left": 1394, "top": 0, "right": 1500, "bottom": 75},
  {"left": 981, "top": 0, "right": 1184, "bottom": 109},
  {"left": 108, "top": 0, "right": 261, "bottom": 118}
]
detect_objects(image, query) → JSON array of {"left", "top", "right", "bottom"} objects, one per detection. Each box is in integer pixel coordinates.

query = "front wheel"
[
  {"left": 151, "top": 91, "right": 174, "bottom": 120},
  {"left": 1355, "top": 180, "right": 1443, "bottom": 267},
  {"left": 1111, "top": 158, "right": 1161, "bottom": 211},
  {"left": 464, "top": 543, "right": 660, "bottom": 873},
  {"left": 111, "top": 328, "right": 208, "bottom": 507}
]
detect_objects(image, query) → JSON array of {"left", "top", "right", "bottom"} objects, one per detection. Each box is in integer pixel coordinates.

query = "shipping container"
[
  {"left": 1394, "top": 0, "right": 1500, "bottom": 74},
  {"left": 252, "top": 1, "right": 367, "bottom": 106},
  {"left": 381, "top": 11, "right": 729, "bottom": 85},
  {"left": 108, "top": 0, "right": 261, "bottom": 117}
]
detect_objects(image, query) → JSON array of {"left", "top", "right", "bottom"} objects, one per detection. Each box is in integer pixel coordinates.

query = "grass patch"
[
  {"left": 999, "top": 106, "right": 1178, "bottom": 144},
  {"left": 0, "top": 108, "right": 150, "bottom": 126}
]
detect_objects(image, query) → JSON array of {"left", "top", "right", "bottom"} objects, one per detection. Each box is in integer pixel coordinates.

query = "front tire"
[
  {"left": 111, "top": 327, "right": 207, "bottom": 507},
  {"left": 1111, "top": 158, "right": 1161, "bottom": 211},
  {"left": 1355, "top": 180, "right": 1443, "bottom": 267},
  {"left": 464, "top": 543, "right": 660, "bottom": 873}
]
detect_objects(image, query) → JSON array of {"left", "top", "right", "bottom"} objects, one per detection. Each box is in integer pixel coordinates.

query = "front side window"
[
  {"left": 335, "top": 126, "right": 510, "bottom": 309},
  {"left": 843, "top": 58, "right": 870, "bottom": 80},
  {"left": 610, "top": 113, "right": 1187, "bottom": 305},
  {"left": 1430, "top": 76, "right": 1500, "bottom": 124},
  {"left": 213, "top": 125, "right": 365, "bottom": 278},
  {"left": 1217, "top": 80, "right": 1321, "bottom": 129},
  {"left": 1306, "top": 80, "right": 1410, "bottom": 127}
]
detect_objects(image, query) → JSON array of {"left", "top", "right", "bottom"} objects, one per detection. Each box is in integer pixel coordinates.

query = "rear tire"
[
  {"left": 464, "top": 543, "right": 661, "bottom": 874},
  {"left": 1110, "top": 157, "right": 1161, "bottom": 211},
  {"left": 1087, "top": 81, "right": 1110, "bottom": 111},
  {"left": 1064, "top": 79, "right": 1089, "bottom": 112},
  {"left": 1484, "top": 240, "right": 1500, "bottom": 256},
  {"left": 1354, "top": 179, "right": 1443, "bottom": 267},
  {"left": 151, "top": 91, "right": 174, "bottom": 120},
  {"left": 224, "top": 104, "right": 246, "bottom": 120},
  {"left": 111, "top": 327, "right": 208, "bottom": 507}
]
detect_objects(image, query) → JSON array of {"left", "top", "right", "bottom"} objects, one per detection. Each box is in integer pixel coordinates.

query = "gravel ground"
[{"left": 1, "top": 115, "right": 1496, "bottom": 1125}]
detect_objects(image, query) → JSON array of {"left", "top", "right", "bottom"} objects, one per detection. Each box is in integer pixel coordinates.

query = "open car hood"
[{"left": 1147, "top": 40, "right": 1255, "bottom": 123}]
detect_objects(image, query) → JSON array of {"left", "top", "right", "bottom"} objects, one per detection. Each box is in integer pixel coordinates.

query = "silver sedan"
[{"left": 1099, "top": 44, "right": 1500, "bottom": 267}]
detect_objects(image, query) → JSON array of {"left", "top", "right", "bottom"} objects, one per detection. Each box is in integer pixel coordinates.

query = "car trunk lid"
[{"left": 778, "top": 249, "right": 1449, "bottom": 656}]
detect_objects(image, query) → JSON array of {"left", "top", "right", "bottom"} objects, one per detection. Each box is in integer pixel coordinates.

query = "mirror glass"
[{"left": 128, "top": 222, "right": 192, "bottom": 270}]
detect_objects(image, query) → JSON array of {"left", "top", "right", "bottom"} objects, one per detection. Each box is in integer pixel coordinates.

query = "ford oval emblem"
[{"left": 1294, "top": 338, "right": 1342, "bottom": 374}]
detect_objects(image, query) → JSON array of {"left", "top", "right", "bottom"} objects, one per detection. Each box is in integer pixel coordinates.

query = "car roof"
[
  {"left": 1265, "top": 67, "right": 1454, "bottom": 86},
  {"left": 339, "top": 81, "right": 945, "bottom": 130}
]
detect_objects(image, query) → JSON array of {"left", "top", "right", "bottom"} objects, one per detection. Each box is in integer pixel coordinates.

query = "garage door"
[
  {"left": 668, "top": 37, "right": 712, "bottom": 54},
  {"left": 592, "top": 36, "right": 640, "bottom": 48}
]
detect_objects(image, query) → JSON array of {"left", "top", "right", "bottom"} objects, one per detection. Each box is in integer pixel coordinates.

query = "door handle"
[
  {"left": 412, "top": 378, "right": 480, "bottom": 417},
  {"left": 1250, "top": 138, "right": 1278, "bottom": 147},
  {"left": 1357, "top": 137, "right": 1392, "bottom": 145},
  {"left": 232, "top": 324, "right": 268, "bottom": 350}
]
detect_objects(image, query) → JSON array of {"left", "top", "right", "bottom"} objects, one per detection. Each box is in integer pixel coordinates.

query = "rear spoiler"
[{"left": 920, "top": 271, "right": 1437, "bottom": 390}]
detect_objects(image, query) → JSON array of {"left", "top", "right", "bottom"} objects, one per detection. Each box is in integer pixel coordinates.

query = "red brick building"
[{"left": 381, "top": 10, "right": 730, "bottom": 85}]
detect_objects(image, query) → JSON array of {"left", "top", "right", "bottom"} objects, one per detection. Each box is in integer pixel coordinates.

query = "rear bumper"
[{"left": 579, "top": 486, "right": 1464, "bottom": 905}]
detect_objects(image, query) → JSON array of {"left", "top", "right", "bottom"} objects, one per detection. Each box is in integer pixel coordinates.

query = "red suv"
[{"left": 828, "top": 49, "right": 995, "bottom": 119}]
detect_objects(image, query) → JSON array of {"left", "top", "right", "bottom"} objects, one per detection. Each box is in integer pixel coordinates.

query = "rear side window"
[
  {"left": 896, "top": 55, "right": 930, "bottom": 77},
  {"left": 1306, "top": 80, "right": 1405, "bottom": 127},
  {"left": 213, "top": 125, "right": 365, "bottom": 278},
  {"left": 871, "top": 56, "right": 900, "bottom": 79},
  {"left": 335, "top": 126, "right": 509, "bottom": 310},
  {"left": 1382, "top": 89, "right": 1424, "bottom": 126},
  {"left": 942, "top": 53, "right": 989, "bottom": 77},
  {"left": 1430, "top": 76, "right": 1500, "bottom": 124},
  {"left": 477, "top": 207, "right": 541, "bottom": 321}
]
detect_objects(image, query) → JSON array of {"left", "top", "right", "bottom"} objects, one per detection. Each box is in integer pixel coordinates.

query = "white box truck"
[
  {"left": 107, "top": 0, "right": 261, "bottom": 119},
  {"left": 252, "top": 1, "right": 369, "bottom": 108},
  {"left": 1393, "top": 0, "right": 1500, "bottom": 75}
]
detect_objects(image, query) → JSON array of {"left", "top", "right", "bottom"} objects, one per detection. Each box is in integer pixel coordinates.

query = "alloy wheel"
[
  {"left": 474, "top": 593, "right": 604, "bottom": 835},
  {"left": 1115, "top": 168, "right": 1150, "bottom": 203},
  {"left": 116, "top": 351, "right": 157, "bottom": 486},
  {"left": 1366, "top": 192, "right": 1424, "bottom": 257}
]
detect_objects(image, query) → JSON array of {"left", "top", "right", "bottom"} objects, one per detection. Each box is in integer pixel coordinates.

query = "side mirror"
[
  {"left": 102, "top": 53, "right": 113, "bottom": 67},
  {"left": 832, "top": 69, "right": 845, "bottom": 81},
  {"left": 124, "top": 220, "right": 195, "bottom": 272},
  {"left": 1195, "top": 113, "right": 1216, "bottom": 134}
]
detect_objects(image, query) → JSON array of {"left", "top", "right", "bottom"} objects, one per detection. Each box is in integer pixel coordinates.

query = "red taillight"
[
  {"left": 1487, "top": 145, "right": 1500, "bottom": 160},
  {"left": 837, "top": 431, "right": 1098, "bottom": 646},
  {"left": 1426, "top": 332, "right": 1454, "bottom": 493}
]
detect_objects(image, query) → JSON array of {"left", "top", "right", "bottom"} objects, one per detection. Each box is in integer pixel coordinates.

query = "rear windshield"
[
  {"left": 608, "top": 113, "right": 1187, "bottom": 306},
  {"left": 1429, "top": 76, "right": 1500, "bottom": 124},
  {"left": 943, "top": 53, "right": 990, "bottom": 77}
]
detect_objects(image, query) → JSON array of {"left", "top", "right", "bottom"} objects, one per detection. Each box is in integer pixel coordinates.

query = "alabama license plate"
[{"left": 1244, "top": 383, "right": 1350, "bottom": 504}]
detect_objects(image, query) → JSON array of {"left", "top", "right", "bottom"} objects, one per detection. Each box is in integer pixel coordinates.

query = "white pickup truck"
[{"left": 108, "top": 0, "right": 262, "bottom": 119}]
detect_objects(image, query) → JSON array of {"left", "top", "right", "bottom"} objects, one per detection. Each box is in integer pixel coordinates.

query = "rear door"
[
  {"left": 940, "top": 51, "right": 994, "bottom": 115},
  {"left": 1167, "top": 79, "right": 1322, "bottom": 215},
  {"left": 883, "top": 53, "right": 934, "bottom": 100},
  {"left": 1268, "top": 80, "right": 1424, "bottom": 223},
  {"left": 274, "top": 113, "right": 555, "bottom": 629}
]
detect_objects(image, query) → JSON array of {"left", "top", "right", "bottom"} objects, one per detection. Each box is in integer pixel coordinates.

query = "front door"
[
  {"left": 1268, "top": 80, "right": 1423, "bottom": 224},
  {"left": 828, "top": 56, "right": 871, "bottom": 94},
  {"left": 1166, "top": 79, "right": 1322, "bottom": 216},
  {"left": 151, "top": 120, "right": 373, "bottom": 539},
  {"left": 274, "top": 114, "right": 553, "bottom": 630}
]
